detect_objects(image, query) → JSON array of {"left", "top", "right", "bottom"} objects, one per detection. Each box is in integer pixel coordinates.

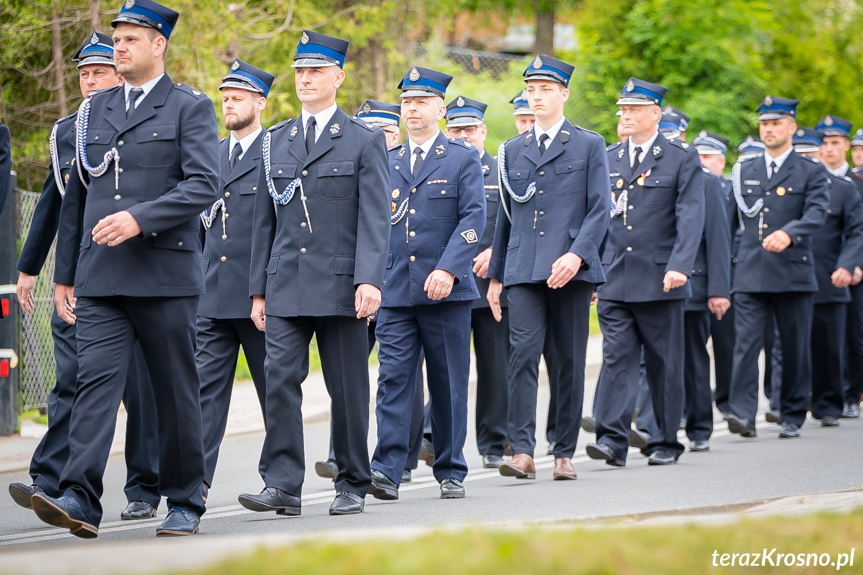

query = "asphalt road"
[{"left": 1, "top": 384, "right": 861, "bottom": 555}]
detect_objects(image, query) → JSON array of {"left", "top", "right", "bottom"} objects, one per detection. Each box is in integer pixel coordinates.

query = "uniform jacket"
[
  {"left": 473, "top": 149, "right": 506, "bottom": 309},
  {"left": 17, "top": 114, "right": 76, "bottom": 276},
  {"left": 198, "top": 132, "right": 264, "bottom": 319},
  {"left": 249, "top": 106, "right": 391, "bottom": 317},
  {"left": 851, "top": 168, "right": 863, "bottom": 197},
  {"left": 54, "top": 75, "right": 220, "bottom": 297},
  {"left": 719, "top": 175, "right": 743, "bottom": 279},
  {"left": 812, "top": 174, "right": 863, "bottom": 304},
  {"left": 599, "top": 132, "right": 705, "bottom": 302},
  {"left": 488, "top": 119, "right": 610, "bottom": 288},
  {"left": 0, "top": 123, "right": 10, "bottom": 219},
  {"left": 381, "top": 131, "right": 485, "bottom": 308},
  {"left": 686, "top": 169, "right": 731, "bottom": 311},
  {"left": 731, "top": 151, "right": 830, "bottom": 294}
]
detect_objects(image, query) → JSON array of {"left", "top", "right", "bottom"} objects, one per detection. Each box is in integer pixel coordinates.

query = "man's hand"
[
  {"left": 548, "top": 253, "right": 583, "bottom": 289},
  {"left": 92, "top": 211, "right": 142, "bottom": 246},
  {"left": 707, "top": 296, "right": 731, "bottom": 321},
  {"left": 590, "top": 291, "right": 598, "bottom": 306},
  {"left": 472, "top": 248, "right": 493, "bottom": 279},
  {"left": 251, "top": 295, "right": 266, "bottom": 332},
  {"left": 424, "top": 269, "right": 455, "bottom": 301},
  {"left": 762, "top": 230, "right": 792, "bottom": 253},
  {"left": 355, "top": 283, "right": 381, "bottom": 319},
  {"left": 832, "top": 267, "right": 853, "bottom": 289},
  {"left": 17, "top": 273, "right": 36, "bottom": 314},
  {"left": 54, "top": 284, "right": 76, "bottom": 325},
  {"left": 487, "top": 279, "right": 503, "bottom": 322},
  {"left": 663, "top": 270, "right": 688, "bottom": 293},
  {"left": 852, "top": 266, "right": 863, "bottom": 286}
]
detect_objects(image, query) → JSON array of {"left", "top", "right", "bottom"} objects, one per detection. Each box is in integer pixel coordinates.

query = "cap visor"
[
  {"left": 513, "top": 109, "right": 534, "bottom": 116},
  {"left": 758, "top": 112, "right": 792, "bottom": 121},
  {"left": 77, "top": 57, "right": 115, "bottom": 68},
  {"left": 819, "top": 129, "right": 848, "bottom": 137},
  {"left": 291, "top": 58, "right": 338, "bottom": 68},
  {"left": 401, "top": 89, "right": 442, "bottom": 98},
  {"left": 616, "top": 97, "right": 656, "bottom": 106},
  {"left": 445, "top": 117, "right": 483, "bottom": 127},
  {"left": 794, "top": 144, "right": 821, "bottom": 153},
  {"left": 695, "top": 146, "right": 723, "bottom": 155},
  {"left": 219, "top": 80, "right": 263, "bottom": 94}
]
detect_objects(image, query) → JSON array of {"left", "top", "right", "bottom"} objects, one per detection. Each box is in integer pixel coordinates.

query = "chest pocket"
[
  {"left": 316, "top": 161, "right": 355, "bottom": 199},
  {"left": 85, "top": 129, "right": 115, "bottom": 165},
  {"left": 427, "top": 183, "right": 458, "bottom": 220},
  {"left": 642, "top": 175, "right": 676, "bottom": 207},
  {"left": 270, "top": 163, "right": 297, "bottom": 181},
  {"left": 555, "top": 159, "right": 585, "bottom": 193},
  {"left": 236, "top": 172, "right": 260, "bottom": 217},
  {"left": 135, "top": 124, "right": 177, "bottom": 168},
  {"left": 826, "top": 203, "right": 844, "bottom": 218},
  {"left": 484, "top": 186, "right": 499, "bottom": 218},
  {"left": 741, "top": 185, "right": 764, "bottom": 199}
]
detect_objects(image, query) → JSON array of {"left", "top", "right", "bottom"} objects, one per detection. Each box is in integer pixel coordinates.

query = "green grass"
[
  {"left": 17, "top": 409, "right": 47, "bottom": 430},
  {"left": 179, "top": 509, "right": 863, "bottom": 575}
]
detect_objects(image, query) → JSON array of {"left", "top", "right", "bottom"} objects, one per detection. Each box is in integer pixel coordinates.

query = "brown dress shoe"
[
  {"left": 499, "top": 453, "right": 536, "bottom": 479},
  {"left": 553, "top": 457, "right": 578, "bottom": 480}
]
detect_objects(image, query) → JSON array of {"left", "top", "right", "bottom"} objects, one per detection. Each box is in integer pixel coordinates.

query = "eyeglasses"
[{"left": 445, "top": 125, "right": 481, "bottom": 136}]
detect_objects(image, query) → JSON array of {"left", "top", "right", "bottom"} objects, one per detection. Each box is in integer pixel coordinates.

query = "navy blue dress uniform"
[
  {"left": 44, "top": 1, "right": 218, "bottom": 536},
  {"left": 244, "top": 31, "right": 390, "bottom": 513},
  {"left": 195, "top": 60, "right": 274, "bottom": 489},
  {"left": 591, "top": 78, "right": 704, "bottom": 465},
  {"left": 0, "top": 121, "right": 9, "bottom": 216},
  {"left": 315, "top": 100, "right": 426, "bottom": 481},
  {"left": 444, "top": 96, "right": 511, "bottom": 463},
  {"left": 371, "top": 66, "right": 485, "bottom": 495},
  {"left": 694, "top": 131, "right": 736, "bottom": 416},
  {"left": 725, "top": 97, "right": 830, "bottom": 439},
  {"left": 10, "top": 33, "right": 160, "bottom": 517},
  {"left": 811, "top": 116, "right": 863, "bottom": 421},
  {"left": 489, "top": 56, "right": 611, "bottom": 470}
]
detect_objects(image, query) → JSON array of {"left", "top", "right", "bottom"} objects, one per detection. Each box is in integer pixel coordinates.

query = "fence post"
[{"left": 0, "top": 173, "right": 19, "bottom": 436}]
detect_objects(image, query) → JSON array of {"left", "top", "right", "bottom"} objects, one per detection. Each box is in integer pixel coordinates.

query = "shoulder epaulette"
[
  {"left": 702, "top": 166, "right": 711, "bottom": 174},
  {"left": 740, "top": 153, "right": 762, "bottom": 162},
  {"left": 347, "top": 116, "right": 375, "bottom": 131},
  {"left": 388, "top": 144, "right": 405, "bottom": 156},
  {"left": 268, "top": 118, "right": 297, "bottom": 133},
  {"left": 802, "top": 155, "right": 821, "bottom": 164},
  {"left": 56, "top": 112, "right": 77, "bottom": 126},
  {"left": 448, "top": 137, "right": 473, "bottom": 150},
  {"left": 173, "top": 83, "right": 207, "bottom": 99},
  {"left": 606, "top": 141, "right": 623, "bottom": 152},
  {"left": 574, "top": 125, "right": 603, "bottom": 139},
  {"left": 669, "top": 139, "right": 692, "bottom": 151}
]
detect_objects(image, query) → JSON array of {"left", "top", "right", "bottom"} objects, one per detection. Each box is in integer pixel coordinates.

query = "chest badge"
[
  {"left": 435, "top": 144, "right": 445, "bottom": 156},
  {"left": 611, "top": 191, "right": 616, "bottom": 202},
  {"left": 482, "top": 164, "right": 490, "bottom": 174},
  {"left": 776, "top": 187, "right": 786, "bottom": 196},
  {"left": 616, "top": 178, "right": 623, "bottom": 189},
  {"left": 392, "top": 188, "right": 400, "bottom": 199}
]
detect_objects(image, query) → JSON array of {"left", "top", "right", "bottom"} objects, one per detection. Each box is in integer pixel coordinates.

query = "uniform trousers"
[
  {"left": 472, "top": 307, "right": 510, "bottom": 456},
  {"left": 59, "top": 296, "right": 205, "bottom": 525},
  {"left": 811, "top": 302, "right": 846, "bottom": 419},
  {"left": 506, "top": 281, "right": 594, "bottom": 459},
  {"left": 196, "top": 316, "right": 267, "bottom": 487}
]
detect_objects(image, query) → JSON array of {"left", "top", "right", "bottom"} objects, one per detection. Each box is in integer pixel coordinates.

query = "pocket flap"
[
  {"left": 266, "top": 256, "right": 279, "bottom": 275},
  {"left": 152, "top": 229, "right": 199, "bottom": 251},
  {"left": 643, "top": 176, "right": 674, "bottom": 188},
  {"left": 136, "top": 124, "right": 177, "bottom": 143},
  {"left": 601, "top": 249, "right": 614, "bottom": 264},
  {"left": 428, "top": 183, "right": 458, "bottom": 199},
  {"left": 555, "top": 159, "right": 585, "bottom": 174},
  {"left": 86, "top": 130, "right": 113, "bottom": 145},
  {"left": 334, "top": 256, "right": 356, "bottom": 275},
  {"left": 318, "top": 161, "right": 355, "bottom": 178},
  {"left": 507, "top": 234, "right": 520, "bottom": 249},
  {"left": 80, "top": 227, "right": 92, "bottom": 250},
  {"left": 509, "top": 168, "right": 531, "bottom": 181},
  {"left": 270, "top": 164, "right": 297, "bottom": 179},
  {"left": 569, "top": 227, "right": 581, "bottom": 239}
]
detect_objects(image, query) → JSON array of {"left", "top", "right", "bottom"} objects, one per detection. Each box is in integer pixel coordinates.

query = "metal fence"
[{"left": 16, "top": 189, "right": 58, "bottom": 412}]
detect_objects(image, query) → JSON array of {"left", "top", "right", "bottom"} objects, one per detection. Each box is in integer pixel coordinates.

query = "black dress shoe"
[
  {"left": 727, "top": 414, "right": 757, "bottom": 438},
  {"left": 585, "top": 442, "right": 625, "bottom": 467},
  {"left": 368, "top": 469, "right": 398, "bottom": 501},
  {"left": 156, "top": 506, "right": 200, "bottom": 536},
  {"left": 31, "top": 493, "right": 98, "bottom": 539},
  {"left": 765, "top": 409, "right": 781, "bottom": 424},
  {"left": 329, "top": 491, "right": 364, "bottom": 515},
  {"left": 238, "top": 487, "right": 301, "bottom": 516},
  {"left": 121, "top": 500, "right": 157, "bottom": 520},
  {"left": 779, "top": 422, "right": 800, "bottom": 438},
  {"left": 647, "top": 450, "right": 677, "bottom": 465},
  {"left": 482, "top": 454, "right": 503, "bottom": 468},
  {"left": 842, "top": 403, "right": 859, "bottom": 418},
  {"left": 314, "top": 459, "right": 338, "bottom": 480},
  {"left": 581, "top": 416, "right": 596, "bottom": 434},
  {"left": 821, "top": 416, "right": 840, "bottom": 427},
  {"left": 401, "top": 469, "right": 412, "bottom": 483},
  {"left": 628, "top": 427, "right": 650, "bottom": 449},
  {"left": 419, "top": 438, "right": 434, "bottom": 467},
  {"left": 8, "top": 483, "right": 44, "bottom": 510},
  {"left": 440, "top": 478, "right": 464, "bottom": 499},
  {"left": 689, "top": 439, "right": 709, "bottom": 452}
]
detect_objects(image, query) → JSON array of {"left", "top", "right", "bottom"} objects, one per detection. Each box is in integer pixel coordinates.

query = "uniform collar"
[
  {"left": 228, "top": 126, "right": 262, "bottom": 162},
  {"left": 628, "top": 130, "right": 658, "bottom": 163},
  {"left": 533, "top": 116, "right": 565, "bottom": 148},
  {"left": 827, "top": 161, "right": 850, "bottom": 178},
  {"left": 300, "top": 103, "right": 338, "bottom": 139},
  {"left": 124, "top": 73, "right": 165, "bottom": 107},
  {"left": 764, "top": 144, "right": 794, "bottom": 174},
  {"left": 408, "top": 130, "right": 440, "bottom": 158}
]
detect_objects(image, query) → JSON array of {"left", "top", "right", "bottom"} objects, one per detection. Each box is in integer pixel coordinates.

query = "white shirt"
[
  {"left": 228, "top": 126, "right": 262, "bottom": 163},
  {"left": 828, "top": 161, "right": 850, "bottom": 178},
  {"left": 534, "top": 116, "right": 565, "bottom": 150},
  {"left": 124, "top": 73, "right": 165, "bottom": 111},
  {"left": 300, "top": 103, "right": 338, "bottom": 143},
  {"left": 408, "top": 130, "right": 440, "bottom": 163},
  {"left": 628, "top": 130, "right": 659, "bottom": 168},
  {"left": 764, "top": 145, "right": 794, "bottom": 179}
]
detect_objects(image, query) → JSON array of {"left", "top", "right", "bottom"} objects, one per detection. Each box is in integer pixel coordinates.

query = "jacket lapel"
[
  {"left": 411, "top": 132, "right": 445, "bottom": 186},
  {"left": 116, "top": 74, "right": 172, "bottom": 135},
  {"left": 104, "top": 88, "right": 128, "bottom": 132},
  {"left": 219, "top": 139, "right": 231, "bottom": 183},
  {"left": 304, "top": 107, "right": 345, "bottom": 168},
  {"left": 522, "top": 128, "right": 542, "bottom": 167},
  {"left": 767, "top": 151, "right": 798, "bottom": 191},
  {"left": 225, "top": 130, "right": 263, "bottom": 185}
]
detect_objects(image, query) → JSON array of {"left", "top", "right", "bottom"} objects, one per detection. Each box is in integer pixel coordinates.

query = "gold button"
[
  {"left": 411, "top": 188, "right": 417, "bottom": 194},
  {"left": 410, "top": 256, "right": 416, "bottom": 262},
  {"left": 409, "top": 231, "right": 416, "bottom": 237},
  {"left": 220, "top": 256, "right": 227, "bottom": 262},
  {"left": 300, "top": 248, "right": 307, "bottom": 254},
  {"left": 302, "top": 170, "right": 308, "bottom": 176}
]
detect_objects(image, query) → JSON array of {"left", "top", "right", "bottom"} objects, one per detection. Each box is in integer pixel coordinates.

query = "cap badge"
[
  {"left": 362, "top": 101, "right": 371, "bottom": 115},
  {"left": 764, "top": 96, "right": 773, "bottom": 106},
  {"left": 90, "top": 32, "right": 99, "bottom": 45},
  {"left": 699, "top": 130, "right": 707, "bottom": 138},
  {"left": 301, "top": 31, "right": 309, "bottom": 45},
  {"left": 456, "top": 96, "right": 465, "bottom": 107},
  {"left": 231, "top": 60, "right": 240, "bottom": 71},
  {"left": 125, "top": 0, "right": 134, "bottom": 8},
  {"left": 409, "top": 67, "right": 420, "bottom": 81},
  {"left": 626, "top": 79, "right": 635, "bottom": 92},
  {"left": 825, "top": 116, "right": 834, "bottom": 126},
  {"left": 797, "top": 129, "right": 804, "bottom": 137},
  {"left": 532, "top": 55, "right": 543, "bottom": 69}
]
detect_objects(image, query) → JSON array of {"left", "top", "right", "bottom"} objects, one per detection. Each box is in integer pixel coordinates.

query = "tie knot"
[
  {"left": 414, "top": 147, "right": 423, "bottom": 156},
  {"left": 306, "top": 116, "right": 316, "bottom": 128},
  {"left": 634, "top": 146, "right": 643, "bottom": 156},
  {"left": 539, "top": 133, "right": 550, "bottom": 143},
  {"left": 771, "top": 161, "right": 777, "bottom": 169}
]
